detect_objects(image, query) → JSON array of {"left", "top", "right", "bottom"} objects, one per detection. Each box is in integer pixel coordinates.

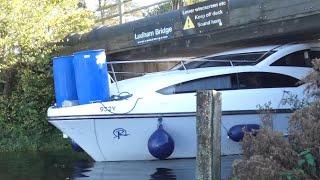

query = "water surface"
[{"left": 0, "top": 151, "right": 239, "bottom": 180}]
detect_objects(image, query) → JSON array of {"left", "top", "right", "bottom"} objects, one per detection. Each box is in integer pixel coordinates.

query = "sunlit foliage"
[{"left": 0, "top": 0, "right": 93, "bottom": 151}]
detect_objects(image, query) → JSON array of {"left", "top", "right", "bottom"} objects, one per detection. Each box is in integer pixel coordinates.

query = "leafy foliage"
[
  {"left": 0, "top": 57, "right": 67, "bottom": 151},
  {"left": 145, "top": 0, "right": 205, "bottom": 17},
  {"left": 0, "top": 0, "right": 93, "bottom": 66},
  {"left": 0, "top": 0, "right": 93, "bottom": 151}
]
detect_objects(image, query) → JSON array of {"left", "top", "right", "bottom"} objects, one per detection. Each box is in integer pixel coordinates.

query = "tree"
[
  {"left": 0, "top": 0, "right": 94, "bottom": 151},
  {"left": 0, "top": 0, "right": 93, "bottom": 96},
  {"left": 96, "top": 0, "right": 141, "bottom": 26},
  {"left": 145, "top": 0, "right": 205, "bottom": 17}
]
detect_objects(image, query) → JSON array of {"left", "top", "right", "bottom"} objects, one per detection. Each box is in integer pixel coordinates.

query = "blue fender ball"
[
  {"left": 227, "top": 124, "right": 260, "bottom": 142},
  {"left": 148, "top": 124, "right": 175, "bottom": 160}
]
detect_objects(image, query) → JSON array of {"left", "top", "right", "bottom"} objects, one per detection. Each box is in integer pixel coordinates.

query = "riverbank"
[{"left": 0, "top": 129, "right": 70, "bottom": 152}]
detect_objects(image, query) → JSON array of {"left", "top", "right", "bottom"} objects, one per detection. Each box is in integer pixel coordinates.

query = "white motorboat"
[{"left": 48, "top": 43, "right": 320, "bottom": 161}]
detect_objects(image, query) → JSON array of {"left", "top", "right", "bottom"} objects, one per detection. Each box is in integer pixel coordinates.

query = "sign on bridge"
[
  {"left": 133, "top": 0, "right": 229, "bottom": 45},
  {"left": 134, "top": 23, "right": 174, "bottom": 45},
  {"left": 181, "top": 0, "right": 229, "bottom": 34}
]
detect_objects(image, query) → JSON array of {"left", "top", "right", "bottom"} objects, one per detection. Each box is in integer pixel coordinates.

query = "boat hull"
[{"left": 49, "top": 112, "right": 290, "bottom": 161}]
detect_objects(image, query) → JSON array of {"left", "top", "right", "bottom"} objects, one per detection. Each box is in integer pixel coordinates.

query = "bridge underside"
[
  {"left": 109, "top": 13, "right": 320, "bottom": 60},
  {"left": 63, "top": 0, "right": 320, "bottom": 78}
]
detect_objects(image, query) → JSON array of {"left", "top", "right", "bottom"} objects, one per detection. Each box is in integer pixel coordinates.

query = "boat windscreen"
[{"left": 177, "top": 51, "right": 276, "bottom": 70}]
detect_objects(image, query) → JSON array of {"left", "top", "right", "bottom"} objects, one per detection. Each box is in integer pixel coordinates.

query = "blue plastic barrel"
[
  {"left": 73, "top": 49, "right": 110, "bottom": 104},
  {"left": 53, "top": 55, "right": 78, "bottom": 107}
]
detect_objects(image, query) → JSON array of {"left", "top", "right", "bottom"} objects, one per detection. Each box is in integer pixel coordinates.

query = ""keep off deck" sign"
[{"left": 181, "top": 0, "right": 229, "bottom": 34}]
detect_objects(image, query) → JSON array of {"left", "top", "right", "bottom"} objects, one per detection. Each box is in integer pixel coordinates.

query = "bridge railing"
[{"left": 96, "top": 0, "right": 172, "bottom": 26}]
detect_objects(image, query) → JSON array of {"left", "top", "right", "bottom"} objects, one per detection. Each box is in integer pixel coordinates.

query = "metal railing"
[{"left": 96, "top": 0, "right": 172, "bottom": 25}]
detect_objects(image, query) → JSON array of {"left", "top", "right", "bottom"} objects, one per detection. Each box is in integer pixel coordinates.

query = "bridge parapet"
[{"left": 64, "top": 0, "right": 320, "bottom": 60}]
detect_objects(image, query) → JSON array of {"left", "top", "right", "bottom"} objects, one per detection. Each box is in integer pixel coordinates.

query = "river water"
[{"left": 0, "top": 151, "right": 239, "bottom": 180}]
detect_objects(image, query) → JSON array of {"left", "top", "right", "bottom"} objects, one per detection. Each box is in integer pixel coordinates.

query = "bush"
[
  {"left": 232, "top": 59, "right": 320, "bottom": 180},
  {"left": 0, "top": 57, "right": 69, "bottom": 151},
  {"left": 0, "top": 0, "right": 93, "bottom": 151},
  {"left": 232, "top": 155, "right": 286, "bottom": 180},
  {"left": 289, "top": 102, "right": 320, "bottom": 165}
]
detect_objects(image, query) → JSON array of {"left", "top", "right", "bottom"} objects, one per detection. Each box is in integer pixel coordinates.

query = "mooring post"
[{"left": 196, "top": 90, "right": 221, "bottom": 180}]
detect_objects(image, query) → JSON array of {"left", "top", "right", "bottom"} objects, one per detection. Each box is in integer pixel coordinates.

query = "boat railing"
[
  {"left": 106, "top": 43, "right": 293, "bottom": 92},
  {"left": 106, "top": 58, "right": 260, "bottom": 76},
  {"left": 107, "top": 59, "right": 186, "bottom": 91},
  {"left": 106, "top": 57, "right": 270, "bottom": 76},
  {"left": 106, "top": 58, "right": 257, "bottom": 93},
  {"left": 106, "top": 58, "right": 259, "bottom": 65}
]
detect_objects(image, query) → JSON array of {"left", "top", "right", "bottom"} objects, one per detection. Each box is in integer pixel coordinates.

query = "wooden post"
[
  {"left": 196, "top": 90, "right": 221, "bottom": 180},
  {"left": 118, "top": 0, "right": 124, "bottom": 24}
]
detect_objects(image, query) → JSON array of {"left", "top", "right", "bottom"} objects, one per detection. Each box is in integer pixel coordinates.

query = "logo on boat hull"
[{"left": 113, "top": 128, "right": 129, "bottom": 139}]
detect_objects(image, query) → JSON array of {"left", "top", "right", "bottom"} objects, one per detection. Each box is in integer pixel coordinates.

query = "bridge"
[{"left": 63, "top": 0, "right": 320, "bottom": 78}]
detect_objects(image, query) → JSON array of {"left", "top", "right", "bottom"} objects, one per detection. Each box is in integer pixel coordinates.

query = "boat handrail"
[
  {"left": 107, "top": 58, "right": 251, "bottom": 92},
  {"left": 107, "top": 58, "right": 259, "bottom": 79},
  {"left": 111, "top": 71, "right": 146, "bottom": 75},
  {"left": 107, "top": 59, "right": 185, "bottom": 64},
  {"left": 106, "top": 58, "right": 261, "bottom": 65},
  {"left": 107, "top": 43, "right": 294, "bottom": 93},
  {"left": 107, "top": 42, "right": 296, "bottom": 68}
]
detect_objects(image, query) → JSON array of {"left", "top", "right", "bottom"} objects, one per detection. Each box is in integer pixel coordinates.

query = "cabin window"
[
  {"left": 157, "top": 72, "right": 300, "bottom": 95},
  {"left": 237, "top": 72, "right": 300, "bottom": 89},
  {"left": 271, "top": 50, "right": 312, "bottom": 67},
  {"left": 310, "top": 50, "right": 320, "bottom": 60},
  {"left": 157, "top": 74, "right": 238, "bottom": 95}
]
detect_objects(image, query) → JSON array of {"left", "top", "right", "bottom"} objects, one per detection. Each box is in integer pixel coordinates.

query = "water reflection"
[
  {"left": 0, "top": 151, "right": 92, "bottom": 180},
  {"left": 0, "top": 152, "right": 238, "bottom": 180},
  {"left": 74, "top": 159, "right": 195, "bottom": 180},
  {"left": 150, "top": 168, "right": 176, "bottom": 180}
]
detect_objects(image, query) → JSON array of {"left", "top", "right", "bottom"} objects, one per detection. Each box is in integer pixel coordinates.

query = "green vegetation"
[
  {"left": 0, "top": 0, "right": 94, "bottom": 151},
  {"left": 232, "top": 59, "right": 320, "bottom": 180},
  {"left": 146, "top": 0, "right": 206, "bottom": 16}
]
